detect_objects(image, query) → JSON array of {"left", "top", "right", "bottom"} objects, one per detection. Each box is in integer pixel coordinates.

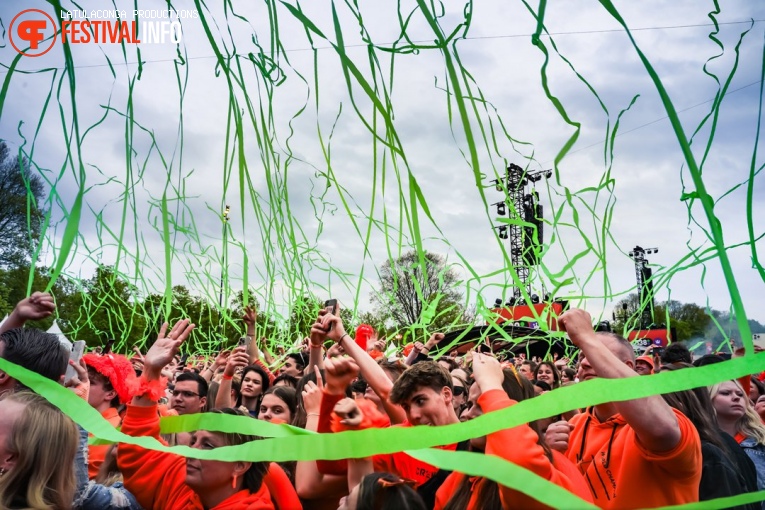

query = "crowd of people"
[{"left": 0, "top": 291, "right": 764, "bottom": 509}]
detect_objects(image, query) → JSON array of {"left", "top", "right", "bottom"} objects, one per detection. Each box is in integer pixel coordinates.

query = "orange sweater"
[
  {"left": 566, "top": 407, "right": 701, "bottom": 509},
  {"left": 88, "top": 407, "right": 122, "bottom": 479},
  {"left": 434, "top": 389, "right": 594, "bottom": 509},
  {"left": 118, "top": 403, "right": 275, "bottom": 510}
]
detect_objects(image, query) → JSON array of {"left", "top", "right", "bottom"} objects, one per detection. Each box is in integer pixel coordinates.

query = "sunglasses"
[{"left": 453, "top": 386, "right": 466, "bottom": 396}]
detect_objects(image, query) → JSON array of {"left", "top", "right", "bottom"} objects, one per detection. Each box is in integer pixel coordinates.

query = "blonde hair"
[
  {"left": 0, "top": 391, "right": 78, "bottom": 509},
  {"left": 709, "top": 380, "right": 765, "bottom": 445}
]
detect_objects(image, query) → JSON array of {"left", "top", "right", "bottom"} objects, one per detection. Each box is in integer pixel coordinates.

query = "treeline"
[{"left": 612, "top": 294, "right": 765, "bottom": 351}]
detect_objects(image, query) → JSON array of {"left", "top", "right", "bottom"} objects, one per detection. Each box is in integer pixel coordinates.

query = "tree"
[
  {"left": 0, "top": 142, "right": 46, "bottom": 268},
  {"left": 370, "top": 250, "right": 467, "bottom": 332},
  {"left": 612, "top": 294, "right": 716, "bottom": 343},
  {"left": 59, "top": 265, "right": 147, "bottom": 349}
]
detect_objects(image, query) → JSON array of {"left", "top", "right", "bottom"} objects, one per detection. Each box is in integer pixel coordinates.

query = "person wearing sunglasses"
[
  {"left": 451, "top": 376, "right": 468, "bottom": 414},
  {"left": 169, "top": 372, "right": 208, "bottom": 415}
]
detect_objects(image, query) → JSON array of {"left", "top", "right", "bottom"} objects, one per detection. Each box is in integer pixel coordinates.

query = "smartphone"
[
  {"left": 324, "top": 299, "right": 338, "bottom": 315},
  {"left": 238, "top": 336, "right": 252, "bottom": 348},
  {"left": 324, "top": 299, "right": 338, "bottom": 331},
  {"left": 65, "top": 340, "right": 87, "bottom": 382},
  {"left": 102, "top": 338, "right": 115, "bottom": 355},
  {"left": 179, "top": 352, "right": 190, "bottom": 366},
  {"left": 654, "top": 347, "right": 665, "bottom": 357}
]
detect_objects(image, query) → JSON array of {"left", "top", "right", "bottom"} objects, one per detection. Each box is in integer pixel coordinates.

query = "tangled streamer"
[{"left": 1, "top": 0, "right": 763, "bottom": 507}]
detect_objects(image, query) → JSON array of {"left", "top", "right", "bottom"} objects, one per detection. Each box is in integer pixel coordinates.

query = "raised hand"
[
  {"left": 243, "top": 306, "right": 257, "bottom": 331},
  {"left": 302, "top": 366, "right": 325, "bottom": 415},
  {"left": 471, "top": 351, "right": 504, "bottom": 392},
  {"left": 323, "top": 356, "right": 359, "bottom": 395},
  {"left": 145, "top": 319, "right": 195, "bottom": 377},
  {"left": 557, "top": 309, "right": 596, "bottom": 347},
  {"left": 223, "top": 347, "right": 250, "bottom": 377},
  {"left": 334, "top": 397, "right": 363, "bottom": 427}
]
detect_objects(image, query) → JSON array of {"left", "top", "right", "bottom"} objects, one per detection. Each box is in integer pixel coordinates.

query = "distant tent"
[{"left": 47, "top": 321, "right": 73, "bottom": 349}]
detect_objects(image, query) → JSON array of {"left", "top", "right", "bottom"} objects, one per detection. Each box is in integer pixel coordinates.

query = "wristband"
[
  {"left": 135, "top": 375, "right": 168, "bottom": 402},
  {"left": 341, "top": 334, "right": 352, "bottom": 343},
  {"left": 222, "top": 373, "right": 234, "bottom": 380},
  {"left": 307, "top": 413, "right": 319, "bottom": 417}
]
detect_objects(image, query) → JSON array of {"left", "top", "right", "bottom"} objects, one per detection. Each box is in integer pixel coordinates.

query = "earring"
[
  {"left": 231, "top": 474, "right": 238, "bottom": 489},
  {"left": 0, "top": 467, "right": 7, "bottom": 477}
]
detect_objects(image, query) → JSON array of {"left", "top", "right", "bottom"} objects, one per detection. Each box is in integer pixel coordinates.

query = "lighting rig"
[{"left": 492, "top": 163, "right": 552, "bottom": 298}]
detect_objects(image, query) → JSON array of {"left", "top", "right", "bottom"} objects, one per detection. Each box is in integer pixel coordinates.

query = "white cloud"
[{"left": 0, "top": 0, "right": 762, "bottom": 332}]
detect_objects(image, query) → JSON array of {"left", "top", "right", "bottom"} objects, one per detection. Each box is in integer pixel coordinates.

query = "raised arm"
[
  {"left": 559, "top": 309, "right": 681, "bottom": 452},
  {"left": 0, "top": 291, "right": 56, "bottom": 333},
  {"left": 321, "top": 313, "right": 406, "bottom": 424},
  {"left": 215, "top": 347, "right": 249, "bottom": 409},
  {"left": 295, "top": 367, "right": 349, "bottom": 499},
  {"left": 200, "top": 350, "right": 230, "bottom": 382}
]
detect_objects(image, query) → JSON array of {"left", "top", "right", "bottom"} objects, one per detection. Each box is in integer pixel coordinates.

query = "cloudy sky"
[{"left": 1, "top": 0, "right": 763, "bottom": 334}]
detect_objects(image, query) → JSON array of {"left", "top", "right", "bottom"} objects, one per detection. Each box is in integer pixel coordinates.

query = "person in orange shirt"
[
  {"left": 434, "top": 351, "right": 594, "bottom": 509},
  {"left": 117, "top": 319, "right": 300, "bottom": 510},
  {"left": 83, "top": 352, "right": 137, "bottom": 479},
  {"left": 313, "top": 312, "right": 465, "bottom": 509},
  {"left": 545, "top": 309, "right": 702, "bottom": 509}
]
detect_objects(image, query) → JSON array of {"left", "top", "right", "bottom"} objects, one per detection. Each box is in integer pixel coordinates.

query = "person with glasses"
[{"left": 169, "top": 372, "right": 208, "bottom": 415}]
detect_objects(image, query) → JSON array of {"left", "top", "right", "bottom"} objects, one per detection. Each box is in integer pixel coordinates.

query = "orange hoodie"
[
  {"left": 118, "top": 403, "right": 275, "bottom": 510},
  {"left": 566, "top": 407, "right": 701, "bottom": 509},
  {"left": 88, "top": 407, "right": 122, "bottom": 479},
  {"left": 434, "top": 389, "right": 594, "bottom": 509}
]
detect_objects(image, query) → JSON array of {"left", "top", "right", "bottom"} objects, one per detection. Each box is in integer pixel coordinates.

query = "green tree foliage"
[
  {"left": 612, "top": 294, "right": 764, "bottom": 352},
  {"left": 60, "top": 265, "right": 147, "bottom": 348},
  {"left": 0, "top": 142, "right": 46, "bottom": 268},
  {"left": 370, "top": 250, "right": 468, "bottom": 333}
]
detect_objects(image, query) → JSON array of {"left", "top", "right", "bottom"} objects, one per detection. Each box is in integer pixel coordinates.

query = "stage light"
[
  {"left": 544, "top": 293, "right": 551, "bottom": 302},
  {"left": 498, "top": 226, "right": 508, "bottom": 239},
  {"left": 531, "top": 294, "right": 540, "bottom": 304},
  {"left": 496, "top": 202, "right": 506, "bottom": 215},
  {"left": 494, "top": 298, "right": 502, "bottom": 307},
  {"left": 545, "top": 170, "right": 552, "bottom": 179},
  {"left": 508, "top": 297, "right": 516, "bottom": 306}
]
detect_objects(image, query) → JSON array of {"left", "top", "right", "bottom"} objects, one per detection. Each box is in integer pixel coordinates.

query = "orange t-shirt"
[
  {"left": 88, "top": 407, "right": 122, "bottom": 479},
  {"left": 434, "top": 389, "right": 593, "bottom": 509},
  {"left": 566, "top": 407, "right": 701, "bottom": 509}
]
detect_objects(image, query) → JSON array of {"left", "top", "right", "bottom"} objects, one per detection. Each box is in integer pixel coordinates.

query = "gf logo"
[{"left": 9, "top": 9, "right": 57, "bottom": 57}]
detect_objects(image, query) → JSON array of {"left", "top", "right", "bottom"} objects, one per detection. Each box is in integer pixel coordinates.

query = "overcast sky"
[{"left": 1, "top": 0, "right": 763, "bottom": 333}]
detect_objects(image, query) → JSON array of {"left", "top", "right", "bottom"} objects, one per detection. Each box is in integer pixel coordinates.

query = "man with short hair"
[
  {"left": 661, "top": 343, "right": 693, "bottom": 365},
  {"left": 546, "top": 309, "right": 702, "bottom": 508},
  {"left": 0, "top": 292, "right": 67, "bottom": 394},
  {"left": 634, "top": 355, "right": 654, "bottom": 375},
  {"left": 281, "top": 352, "right": 306, "bottom": 377},
  {"left": 320, "top": 350, "right": 462, "bottom": 508},
  {"left": 169, "top": 372, "right": 207, "bottom": 415},
  {"left": 518, "top": 360, "right": 537, "bottom": 380}
]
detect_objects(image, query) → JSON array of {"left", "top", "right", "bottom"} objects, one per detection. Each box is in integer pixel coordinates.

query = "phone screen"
[
  {"left": 324, "top": 299, "right": 338, "bottom": 331},
  {"left": 65, "top": 340, "right": 87, "bottom": 382},
  {"left": 324, "top": 299, "right": 338, "bottom": 315}
]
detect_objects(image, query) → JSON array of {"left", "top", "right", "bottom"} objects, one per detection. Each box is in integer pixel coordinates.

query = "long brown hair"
[{"left": 0, "top": 391, "right": 78, "bottom": 509}]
